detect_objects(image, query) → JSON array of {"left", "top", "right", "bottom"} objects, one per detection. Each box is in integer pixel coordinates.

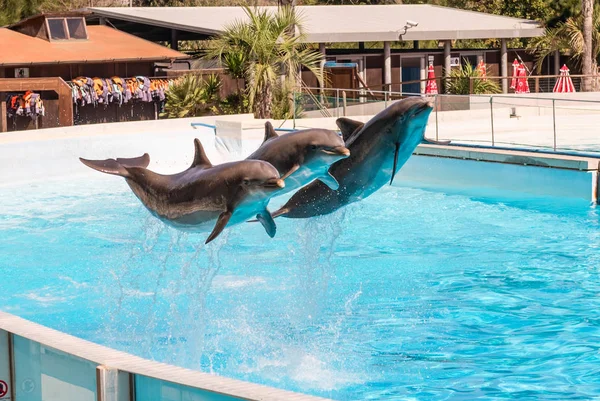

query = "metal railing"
[{"left": 293, "top": 86, "right": 600, "bottom": 155}]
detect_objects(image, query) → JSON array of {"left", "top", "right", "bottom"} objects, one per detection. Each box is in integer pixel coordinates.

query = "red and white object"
[
  {"left": 514, "top": 63, "right": 530, "bottom": 94},
  {"left": 425, "top": 63, "right": 438, "bottom": 95},
  {"left": 553, "top": 64, "right": 576, "bottom": 93}
]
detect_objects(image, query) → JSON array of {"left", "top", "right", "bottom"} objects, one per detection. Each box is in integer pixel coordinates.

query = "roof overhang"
[{"left": 87, "top": 5, "right": 545, "bottom": 43}]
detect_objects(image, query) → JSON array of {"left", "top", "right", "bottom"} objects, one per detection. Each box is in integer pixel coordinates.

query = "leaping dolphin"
[
  {"left": 80, "top": 139, "right": 284, "bottom": 244},
  {"left": 272, "top": 97, "right": 434, "bottom": 218},
  {"left": 246, "top": 122, "right": 350, "bottom": 195}
]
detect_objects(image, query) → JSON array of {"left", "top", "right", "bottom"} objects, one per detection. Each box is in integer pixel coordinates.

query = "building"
[
  {"left": 86, "top": 5, "right": 548, "bottom": 94},
  {"left": 0, "top": 12, "right": 188, "bottom": 132}
]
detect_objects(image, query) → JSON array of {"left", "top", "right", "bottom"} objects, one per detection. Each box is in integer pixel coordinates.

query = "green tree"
[
  {"left": 527, "top": 9, "right": 600, "bottom": 74},
  {"left": 582, "top": 0, "right": 594, "bottom": 90},
  {"left": 446, "top": 61, "right": 502, "bottom": 94},
  {"left": 204, "top": 6, "right": 323, "bottom": 119},
  {"left": 162, "top": 74, "right": 222, "bottom": 118}
]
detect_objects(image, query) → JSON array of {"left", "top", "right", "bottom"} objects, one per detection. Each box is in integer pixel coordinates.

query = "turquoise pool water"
[{"left": 1, "top": 176, "right": 599, "bottom": 400}]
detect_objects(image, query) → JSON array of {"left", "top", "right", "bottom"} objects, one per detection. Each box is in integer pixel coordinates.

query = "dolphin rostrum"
[
  {"left": 80, "top": 139, "right": 285, "bottom": 244},
  {"left": 272, "top": 97, "right": 434, "bottom": 218},
  {"left": 246, "top": 122, "right": 350, "bottom": 195}
]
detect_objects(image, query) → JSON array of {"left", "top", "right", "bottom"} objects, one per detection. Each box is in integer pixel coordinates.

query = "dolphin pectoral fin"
[
  {"left": 281, "top": 164, "right": 300, "bottom": 180},
  {"left": 319, "top": 172, "right": 340, "bottom": 190},
  {"left": 205, "top": 211, "right": 232, "bottom": 244},
  {"left": 256, "top": 210, "right": 277, "bottom": 238},
  {"left": 336, "top": 117, "right": 364, "bottom": 142},
  {"left": 390, "top": 142, "right": 400, "bottom": 185},
  {"left": 271, "top": 207, "right": 289, "bottom": 219},
  {"left": 422, "top": 137, "right": 451, "bottom": 145},
  {"left": 191, "top": 138, "right": 213, "bottom": 169},
  {"left": 263, "top": 121, "right": 279, "bottom": 143}
]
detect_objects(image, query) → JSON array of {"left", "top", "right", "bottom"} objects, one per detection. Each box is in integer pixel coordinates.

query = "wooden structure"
[
  {"left": 0, "top": 12, "right": 188, "bottom": 131},
  {"left": 0, "top": 78, "right": 72, "bottom": 132}
]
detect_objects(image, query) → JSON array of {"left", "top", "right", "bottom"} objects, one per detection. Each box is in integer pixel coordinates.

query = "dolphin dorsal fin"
[
  {"left": 191, "top": 138, "right": 213, "bottom": 169},
  {"left": 336, "top": 118, "right": 364, "bottom": 142},
  {"left": 263, "top": 121, "right": 279, "bottom": 143}
]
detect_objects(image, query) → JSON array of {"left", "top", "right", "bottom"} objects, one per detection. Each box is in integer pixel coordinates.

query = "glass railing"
[{"left": 293, "top": 87, "right": 600, "bottom": 155}]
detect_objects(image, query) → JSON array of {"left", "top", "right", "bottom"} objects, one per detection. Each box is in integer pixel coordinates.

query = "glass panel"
[
  {"left": 13, "top": 335, "right": 96, "bottom": 401},
  {"left": 66, "top": 18, "right": 86, "bottom": 39},
  {"left": 47, "top": 18, "right": 67, "bottom": 40},
  {"left": 0, "top": 330, "right": 10, "bottom": 400},
  {"left": 135, "top": 374, "right": 241, "bottom": 401}
]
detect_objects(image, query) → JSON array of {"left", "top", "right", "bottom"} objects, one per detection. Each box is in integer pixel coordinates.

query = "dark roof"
[{"left": 0, "top": 25, "right": 188, "bottom": 66}]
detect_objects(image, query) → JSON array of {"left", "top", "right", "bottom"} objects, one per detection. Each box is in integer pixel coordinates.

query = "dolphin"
[
  {"left": 246, "top": 122, "right": 350, "bottom": 195},
  {"left": 80, "top": 139, "right": 285, "bottom": 244},
  {"left": 272, "top": 97, "right": 434, "bottom": 218}
]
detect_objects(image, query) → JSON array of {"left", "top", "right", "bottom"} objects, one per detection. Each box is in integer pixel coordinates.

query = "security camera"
[{"left": 406, "top": 20, "right": 419, "bottom": 28}]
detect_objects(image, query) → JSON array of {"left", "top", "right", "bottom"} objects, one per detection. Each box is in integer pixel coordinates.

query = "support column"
[
  {"left": 170, "top": 29, "right": 178, "bottom": 51},
  {"left": 501, "top": 38, "right": 508, "bottom": 93},
  {"left": 358, "top": 58, "right": 366, "bottom": 103},
  {"left": 383, "top": 41, "right": 391, "bottom": 91},
  {"left": 319, "top": 43, "right": 326, "bottom": 89},
  {"left": 0, "top": 99, "right": 7, "bottom": 133},
  {"left": 554, "top": 50, "right": 561, "bottom": 75},
  {"left": 98, "top": 17, "right": 106, "bottom": 25},
  {"left": 420, "top": 56, "right": 426, "bottom": 94},
  {"left": 444, "top": 40, "right": 451, "bottom": 92}
]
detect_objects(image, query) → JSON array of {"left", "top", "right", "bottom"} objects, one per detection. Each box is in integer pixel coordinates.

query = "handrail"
[{"left": 293, "top": 86, "right": 600, "bottom": 154}]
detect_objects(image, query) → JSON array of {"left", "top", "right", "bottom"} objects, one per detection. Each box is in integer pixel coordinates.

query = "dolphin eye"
[
  {"left": 243, "top": 179, "right": 250, "bottom": 185},
  {"left": 311, "top": 145, "right": 318, "bottom": 150}
]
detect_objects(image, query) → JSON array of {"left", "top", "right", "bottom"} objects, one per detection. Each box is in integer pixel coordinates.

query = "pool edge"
[{"left": 0, "top": 311, "right": 332, "bottom": 401}]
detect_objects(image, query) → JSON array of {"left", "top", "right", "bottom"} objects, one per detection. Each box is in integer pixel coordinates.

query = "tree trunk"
[
  {"left": 582, "top": 0, "right": 594, "bottom": 91},
  {"left": 254, "top": 81, "right": 272, "bottom": 119}
]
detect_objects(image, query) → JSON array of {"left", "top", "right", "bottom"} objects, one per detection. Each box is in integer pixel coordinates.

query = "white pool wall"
[{"left": 1, "top": 116, "right": 597, "bottom": 203}]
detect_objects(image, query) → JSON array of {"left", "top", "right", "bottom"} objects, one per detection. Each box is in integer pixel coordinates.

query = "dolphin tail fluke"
[
  {"left": 390, "top": 143, "right": 400, "bottom": 185},
  {"left": 79, "top": 153, "right": 150, "bottom": 178},
  {"left": 256, "top": 209, "right": 277, "bottom": 238}
]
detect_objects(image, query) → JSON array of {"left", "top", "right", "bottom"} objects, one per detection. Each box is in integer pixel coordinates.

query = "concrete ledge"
[
  {"left": 0, "top": 312, "right": 330, "bottom": 401},
  {"left": 415, "top": 144, "right": 600, "bottom": 171}
]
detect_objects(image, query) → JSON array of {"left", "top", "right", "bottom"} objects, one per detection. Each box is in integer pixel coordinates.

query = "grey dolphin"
[
  {"left": 272, "top": 97, "right": 434, "bottom": 218},
  {"left": 80, "top": 139, "right": 284, "bottom": 244},
  {"left": 246, "top": 122, "right": 350, "bottom": 195}
]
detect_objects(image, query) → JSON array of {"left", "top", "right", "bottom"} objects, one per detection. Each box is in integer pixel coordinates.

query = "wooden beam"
[{"left": 0, "top": 99, "right": 7, "bottom": 133}]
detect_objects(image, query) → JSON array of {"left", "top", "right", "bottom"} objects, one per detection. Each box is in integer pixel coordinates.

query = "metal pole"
[
  {"left": 384, "top": 91, "right": 388, "bottom": 108},
  {"left": 342, "top": 91, "right": 347, "bottom": 117},
  {"left": 490, "top": 96, "right": 495, "bottom": 146},
  {"left": 435, "top": 94, "right": 439, "bottom": 141},
  {"left": 552, "top": 98, "right": 557, "bottom": 151},
  {"left": 336, "top": 88, "right": 340, "bottom": 118}
]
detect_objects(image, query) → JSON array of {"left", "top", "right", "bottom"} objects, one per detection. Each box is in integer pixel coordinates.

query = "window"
[
  {"left": 66, "top": 18, "right": 87, "bottom": 39},
  {"left": 47, "top": 18, "right": 67, "bottom": 40},
  {"left": 46, "top": 17, "right": 88, "bottom": 41}
]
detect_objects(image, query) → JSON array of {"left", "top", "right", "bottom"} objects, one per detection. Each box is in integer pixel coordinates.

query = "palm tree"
[
  {"left": 528, "top": 9, "right": 600, "bottom": 77},
  {"left": 582, "top": 0, "right": 594, "bottom": 91},
  {"left": 162, "top": 74, "right": 222, "bottom": 119},
  {"left": 204, "top": 6, "right": 323, "bottom": 119}
]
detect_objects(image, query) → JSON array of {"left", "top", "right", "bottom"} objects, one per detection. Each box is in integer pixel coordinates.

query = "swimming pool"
[{"left": 1, "top": 171, "right": 599, "bottom": 400}]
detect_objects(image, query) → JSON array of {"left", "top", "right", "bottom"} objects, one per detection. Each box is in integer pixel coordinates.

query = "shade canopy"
[{"left": 88, "top": 5, "right": 544, "bottom": 43}]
